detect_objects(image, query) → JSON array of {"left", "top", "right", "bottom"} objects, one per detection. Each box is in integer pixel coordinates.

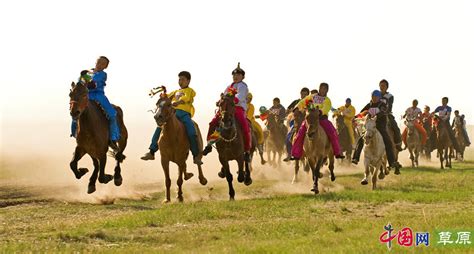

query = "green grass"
[{"left": 1, "top": 160, "right": 473, "bottom": 253}]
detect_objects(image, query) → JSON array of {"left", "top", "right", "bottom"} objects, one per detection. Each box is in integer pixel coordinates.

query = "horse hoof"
[
  {"left": 162, "top": 199, "right": 171, "bottom": 204},
  {"left": 378, "top": 173, "right": 385, "bottom": 180},
  {"left": 244, "top": 177, "right": 252, "bottom": 186},
  {"left": 199, "top": 177, "right": 208, "bottom": 186},
  {"left": 99, "top": 174, "right": 114, "bottom": 184},
  {"left": 394, "top": 169, "right": 401, "bottom": 175},
  {"left": 261, "top": 159, "right": 266, "bottom": 165},
  {"left": 87, "top": 185, "right": 96, "bottom": 194},
  {"left": 330, "top": 175, "right": 336, "bottom": 182},
  {"left": 184, "top": 172, "right": 194, "bottom": 181},
  {"left": 114, "top": 175, "right": 123, "bottom": 186},
  {"left": 361, "top": 179, "right": 369, "bottom": 185},
  {"left": 237, "top": 173, "right": 244, "bottom": 183},
  {"left": 76, "top": 168, "right": 89, "bottom": 179},
  {"left": 311, "top": 187, "right": 319, "bottom": 194},
  {"left": 229, "top": 196, "right": 235, "bottom": 201},
  {"left": 177, "top": 196, "right": 184, "bottom": 203},
  {"left": 218, "top": 171, "right": 226, "bottom": 179}
]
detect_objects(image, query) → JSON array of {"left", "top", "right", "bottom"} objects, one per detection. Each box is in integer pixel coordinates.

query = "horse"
[
  {"left": 265, "top": 112, "right": 286, "bottom": 167},
  {"left": 290, "top": 109, "right": 310, "bottom": 184},
  {"left": 453, "top": 120, "right": 466, "bottom": 162},
  {"left": 69, "top": 82, "right": 127, "bottom": 194},
  {"left": 215, "top": 94, "right": 255, "bottom": 200},
  {"left": 421, "top": 116, "right": 433, "bottom": 160},
  {"left": 334, "top": 113, "right": 352, "bottom": 164},
  {"left": 405, "top": 117, "right": 422, "bottom": 167},
  {"left": 433, "top": 116, "right": 452, "bottom": 169},
  {"left": 361, "top": 115, "right": 388, "bottom": 190},
  {"left": 154, "top": 95, "right": 208, "bottom": 203},
  {"left": 304, "top": 108, "right": 336, "bottom": 194}
]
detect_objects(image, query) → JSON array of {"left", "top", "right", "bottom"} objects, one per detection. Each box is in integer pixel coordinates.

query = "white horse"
[{"left": 361, "top": 115, "right": 388, "bottom": 190}]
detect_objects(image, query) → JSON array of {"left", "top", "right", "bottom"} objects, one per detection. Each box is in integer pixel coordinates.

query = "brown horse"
[
  {"left": 405, "top": 117, "right": 422, "bottom": 167},
  {"left": 334, "top": 113, "right": 352, "bottom": 164},
  {"left": 69, "top": 82, "right": 127, "bottom": 194},
  {"left": 453, "top": 121, "right": 466, "bottom": 162},
  {"left": 265, "top": 112, "right": 286, "bottom": 167},
  {"left": 154, "top": 95, "right": 208, "bottom": 203},
  {"left": 304, "top": 108, "right": 336, "bottom": 194},
  {"left": 433, "top": 117, "right": 452, "bottom": 169},
  {"left": 291, "top": 109, "right": 310, "bottom": 184},
  {"left": 215, "top": 95, "right": 255, "bottom": 200},
  {"left": 421, "top": 116, "right": 434, "bottom": 160}
]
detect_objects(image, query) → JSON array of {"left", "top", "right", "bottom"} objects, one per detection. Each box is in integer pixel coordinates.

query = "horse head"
[
  {"left": 154, "top": 94, "right": 174, "bottom": 127},
  {"left": 293, "top": 109, "right": 305, "bottom": 129},
  {"left": 405, "top": 117, "right": 417, "bottom": 137},
  {"left": 305, "top": 107, "right": 320, "bottom": 139},
  {"left": 69, "top": 81, "right": 89, "bottom": 120},
  {"left": 364, "top": 115, "right": 378, "bottom": 145},
  {"left": 335, "top": 113, "right": 346, "bottom": 131},
  {"left": 218, "top": 94, "right": 236, "bottom": 129}
]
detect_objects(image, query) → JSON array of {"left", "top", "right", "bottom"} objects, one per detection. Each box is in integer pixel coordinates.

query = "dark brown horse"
[
  {"left": 215, "top": 95, "right": 255, "bottom": 200},
  {"left": 433, "top": 116, "right": 452, "bottom": 169},
  {"left": 304, "top": 108, "right": 336, "bottom": 194},
  {"left": 265, "top": 112, "right": 286, "bottom": 167},
  {"left": 69, "top": 82, "right": 127, "bottom": 194},
  {"left": 154, "top": 95, "right": 208, "bottom": 203},
  {"left": 421, "top": 116, "right": 434, "bottom": 160},
  {"left": 453, "top": 120, "right": 466, "bottom": 161},
  {"left": 334, "top": 113, "right": 352, "bottom": 164}
]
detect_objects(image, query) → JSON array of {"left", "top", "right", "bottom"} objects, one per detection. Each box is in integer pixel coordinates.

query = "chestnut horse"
[
  {"left": 304, "top": 108, "right": 335, "bottom": 194},
  {"left": 69, "top": 82, "right": 127, "bottom": 194},
  {"left": 216, "top": 94, "right": 255, "bottom": 200},
  {"left": 154, "top": 95, "right": 208, "bottom": 203}
]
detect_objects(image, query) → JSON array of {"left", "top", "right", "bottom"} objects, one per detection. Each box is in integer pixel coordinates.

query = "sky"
[{"left": 1, "top": 0, "right": 473, "bottom": 158}]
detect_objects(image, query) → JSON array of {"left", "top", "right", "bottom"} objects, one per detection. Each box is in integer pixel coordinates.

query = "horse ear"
[
  {"left": 373, "top": 115, "right": 378, "bottom": 121},
  {"left": 71, "top": 81, "right": 75, "bottom": 88}
]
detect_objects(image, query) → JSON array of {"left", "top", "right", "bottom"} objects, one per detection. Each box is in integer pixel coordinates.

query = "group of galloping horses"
[{"left": 68, "top": 80, "right": 468, "bottom": 201}]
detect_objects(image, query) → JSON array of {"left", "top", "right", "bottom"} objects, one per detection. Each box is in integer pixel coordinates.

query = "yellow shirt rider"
[
  {"left": 334, "top": 98, "right": 356, "bottom": 144},
  {"left": 246, "top": 93, "right": 265, "bottom": 158}
]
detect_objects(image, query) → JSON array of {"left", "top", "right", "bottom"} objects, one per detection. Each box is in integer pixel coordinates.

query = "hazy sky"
[{"left": 1, "top": 0, "right": 473, "bottom": 156}]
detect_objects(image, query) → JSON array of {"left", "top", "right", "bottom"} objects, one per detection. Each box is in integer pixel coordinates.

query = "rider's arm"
[{"left": 320, "top": 97, "right": 332, "bottom": 116}]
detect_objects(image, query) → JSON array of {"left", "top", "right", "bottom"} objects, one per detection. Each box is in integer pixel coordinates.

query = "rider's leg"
[
  {"left": 319, "top": 118, "right": 344, "bottom": 158},
  {"left": 203, "top": 113, "right": 221, "bottom": 155},
  {"left": 402, "top": 128, "right": 408, "bottom": 146},
  {"left": 251, "top": 120, "right": 265, "bottom": 154},
  {"left": 462, "top": 128, "right": 471, "bottom": 146},
  {"left": 175, "top": 110, "right": 200, "bottom": 161},
  {"left": 141, "top": 127, "right": 161, "bottom": 160},
  {"left": 344, "top": 119, "right": 355, "bottom": 145},
  {"left": 352, "top": 136, "right": 364, "bottom": 164},
  {"left": 71, "top": 119, "right": 77, "bottom": 138},
  {"left": 388, "top": 114, "right": 403, "bottom": 150},
  {"left": 291, "top": 121, "right": 307, "bottom": 159},
  {"left": 284, "top": 126, "right": 294, "bottom": 161},
  {"left": 234, "top": 107, "right": 251, "bottom": 149},
  {"left": 377, "top": 121, "right": 399, "bottom": 169}
]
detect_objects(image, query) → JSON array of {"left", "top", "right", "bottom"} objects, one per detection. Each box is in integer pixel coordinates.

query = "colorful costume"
[
  {"left": 402, "top": 106, "right": 427, "bottom": 145},
  {"left": 148, "top": 87, "right": 199, "bottom": 157},
  {"left": 291, "top": 93, "right": 342, "bottom": 159},
  {"left": 335, "top": 104, "right": 356, "bottom": 144}
]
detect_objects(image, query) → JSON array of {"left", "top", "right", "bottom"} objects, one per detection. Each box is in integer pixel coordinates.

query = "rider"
[
  {"left": 283, "top": 87, "right": 310, "bottom": 161},
  {"left": 379, "top": 79, "right": 403, "bottom": 151},
  {"left": 269, "top": 97, "right": 286, "bottom": 125},
  {"left": 352, "top": 90, "right": 403, "bottom": 173},
  {"left": 71, "top": 56, "right": 121, "bottom": 152},
  {"left": 290, "top": 83, "right": 345, "bottom": 160},
  {"left": 202, "top": 63, "right": 252, "bottom": 162},
  {"left": 141, "top": 71, "right": 202, "bottom": 165},
  {"left": 451, "top": 110, "right": 471, "bottom": 146},
  {"left": 246, "top": 93, "right": 266, "bottom": 157},
  {"left": 334, "top": 98, "right": 356, "bottom": 145},
  {"left": 432, "top": 97, "right": 461, "bottom": 151},
  {"left": 402, "top": 99, "right": 427, "bottom": 146}
]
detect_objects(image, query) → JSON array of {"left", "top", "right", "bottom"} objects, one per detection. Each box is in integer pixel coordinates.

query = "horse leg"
[
  {"left": 328, "top": 156, "right": 335, "bottom": 182},
  {"left": 311, "top": 160, "right": 323, "bottom": 194},
  {"left": 197, "top": 164, "right": 208, "bottom": 185},
  {"left": 70, "top": 146, "right": 88, "bottom": 179},
  {"left": 98, "top": 155, "right": 113, "bottom": 184},
  {"left": 439, "top": 149, "right": 444, "bottom": 169},
  {"left": 220, "top": 157, "right": 235, "bottom": 200},
  {"left": 244, "top": 159, "right": 252, "bottom": 186},
  {"left": 372, "top": 164, "right": 378, "bottom": 190},
  {"left": 409, "top": 148, "right": 415, "bottom": 168},
  {"left": 161, "top": 159, "right": 171, "bottom": 203},
  {"left": 177, "top": 164, "right": 185, "bottom": 202},
  {"left": 292, "top": 159, "right": 300, "bottom": 184},
  {"left": 361, "top": 160, "right": 369, "bottom": 186},
  {"left": 113, "top": 157, "right": 123, "bottom": 186},
  {"left": 237, "top": 158, "right": 245, "bottom": 183},
  {"left": 87, "top": 157, "right": 100, "bottom": 194}
]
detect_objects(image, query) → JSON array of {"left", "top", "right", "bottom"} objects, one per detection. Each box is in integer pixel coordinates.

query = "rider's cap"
[
  {"left": 232, "top": 62, "right": 245, "bottom": 76},
  {"left": 346, "top": 98, "right": 351, "bottom": 103},
  {"left": 372, "top": 90, "right": 382, "bottom": 98},
  {"left": 259, "top": 106, "right": 267, "bottom": 114}
]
